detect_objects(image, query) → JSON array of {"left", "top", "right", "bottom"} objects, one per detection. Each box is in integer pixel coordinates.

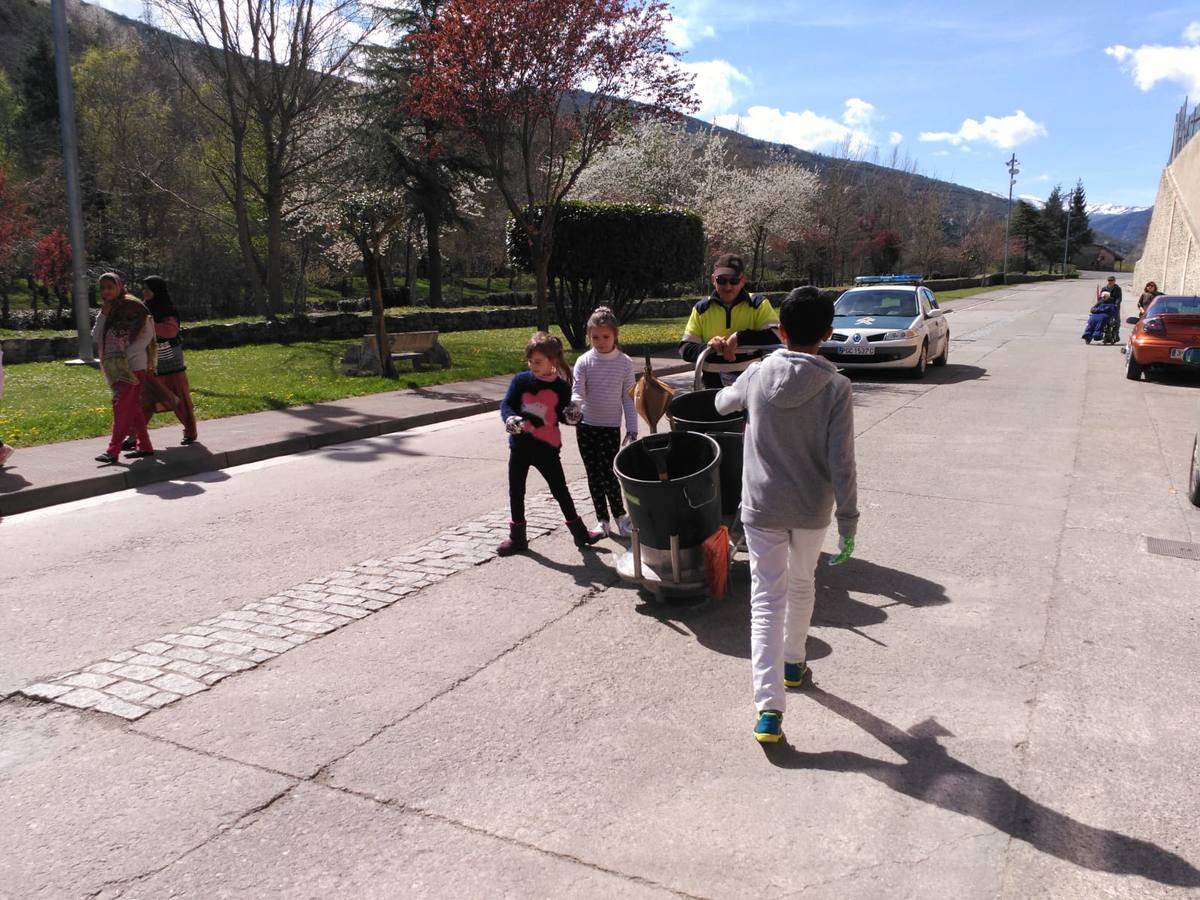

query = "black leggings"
[
  {"left": 509, "top": 438, "right": 578, "bottom": 523},
  {"left": 577, "top": 423, "right": 625, "bottom": 521}
]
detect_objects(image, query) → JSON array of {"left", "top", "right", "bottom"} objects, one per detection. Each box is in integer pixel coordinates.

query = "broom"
[{"left": 702, "top": 526, "right": 730, "bottom": 601}]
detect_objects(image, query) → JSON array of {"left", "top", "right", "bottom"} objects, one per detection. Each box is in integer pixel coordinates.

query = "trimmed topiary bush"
[{"left": 507, "top": 201, "right": 704, "bottom": 348}]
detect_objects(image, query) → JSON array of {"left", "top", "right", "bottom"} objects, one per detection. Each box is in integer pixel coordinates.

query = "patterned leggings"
[{"left": 577, "top": 423, "right": 625, "bottom": 522}]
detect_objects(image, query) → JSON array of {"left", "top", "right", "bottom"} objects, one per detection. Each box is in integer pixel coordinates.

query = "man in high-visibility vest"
[{"left": 678, "top": 253, "right": 781, "bottom": 387}]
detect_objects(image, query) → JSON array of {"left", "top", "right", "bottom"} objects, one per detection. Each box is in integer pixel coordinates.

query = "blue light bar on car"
[{"left": 853, "top": 274, "right": 923, "bottom": 285}]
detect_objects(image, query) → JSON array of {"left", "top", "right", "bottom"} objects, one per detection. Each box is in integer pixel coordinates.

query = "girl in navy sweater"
[{"left": 497, "top": 332, "right": 603, "bottom": 556}]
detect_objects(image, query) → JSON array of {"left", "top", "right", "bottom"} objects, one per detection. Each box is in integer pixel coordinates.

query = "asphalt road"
[{"left": 2, "top": 276, "right": 1199, "bottom": 898}]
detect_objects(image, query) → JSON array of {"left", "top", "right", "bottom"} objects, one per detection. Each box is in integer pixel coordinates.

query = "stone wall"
[
  {"left": 1135, "top": 133, "right": 1200, "bottom": 296},
  {"left": 0, "top": 298, "right": 700, "bottom": 364}
]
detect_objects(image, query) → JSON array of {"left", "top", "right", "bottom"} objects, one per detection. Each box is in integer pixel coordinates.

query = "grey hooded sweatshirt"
[{"left": 714, "top": 350, "right": 859, "bottom": 537}]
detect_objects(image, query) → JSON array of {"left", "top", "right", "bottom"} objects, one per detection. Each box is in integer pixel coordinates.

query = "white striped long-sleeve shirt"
[{"left": 571, "top": 348, "right": 638, "bottom": 433}]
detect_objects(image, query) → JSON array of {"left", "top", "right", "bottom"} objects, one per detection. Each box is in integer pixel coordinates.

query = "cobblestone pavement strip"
[{"left": 18, "top": 482, "right": 592, "bottom": 721}]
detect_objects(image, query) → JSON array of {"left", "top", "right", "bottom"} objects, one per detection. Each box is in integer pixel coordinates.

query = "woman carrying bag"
[
  {"left": 92, "top": 272, "right": 155, "bottom": 464},
  {"left": 138, "top": 275, "right": 198, "bottom": 446}
]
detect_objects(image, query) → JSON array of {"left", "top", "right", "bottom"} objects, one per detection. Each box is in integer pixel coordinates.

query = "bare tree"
[{"left": 145, "top": 0, "right": 376, "bottom": 317}]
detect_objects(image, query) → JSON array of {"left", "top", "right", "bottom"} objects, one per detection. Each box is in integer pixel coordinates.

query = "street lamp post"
[
  {"left": 50, "top": 0, "right": 93, "bottom": 363},
  {"left": 1001, "top": 154, "right": 1019, "bottom": 285}
]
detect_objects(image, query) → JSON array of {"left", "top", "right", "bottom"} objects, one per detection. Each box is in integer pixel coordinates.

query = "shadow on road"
[
  {"left": 524, "top": 547, "right": 619, "bottom": 590},
  {"left": 0, "top": 469, "right": 32, "bottom": 494},
  {"left": 634, "top": 555, "right": 948, "bottom": 658},
  {"left": 763, "top": 688, "right": 1200, "bottom": 888},
  {"left": 845, "top": 363, "right": 988, "bottom": 387},
  {"left": 134, "top": 468, "right": 232, "bottom": 500}
]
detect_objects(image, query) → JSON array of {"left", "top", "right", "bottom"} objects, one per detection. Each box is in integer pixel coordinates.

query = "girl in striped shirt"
[{"left": 571, "top": 307, "right": 638, "bottom": 537}]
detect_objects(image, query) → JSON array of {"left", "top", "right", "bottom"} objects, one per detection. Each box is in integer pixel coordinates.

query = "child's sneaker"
[
  {"left": 754, "top": 709, "right": 783, "bottom": 743},
  {"left": 0, "top": 443, "right": 13, "bottom": 467},
  {"left": 596, "top": 519, "right": 610, "bottom": 538},
  {"left": 613, "top": 514, "right": 633, "bottom": 537},
  {"left": 784, "top": 661, "right": 811, "bottom": 689}
]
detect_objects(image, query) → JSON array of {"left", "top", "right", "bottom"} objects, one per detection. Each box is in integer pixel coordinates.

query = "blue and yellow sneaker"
[
  {"left": 784, "top": 661, "right": 811, "bottom": 689},
  {"left": 754, "top": 709, "right": 783, "bottom": 743}
]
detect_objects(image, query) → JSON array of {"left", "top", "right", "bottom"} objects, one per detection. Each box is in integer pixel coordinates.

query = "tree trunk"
[
  {"left": 424, "top": 208, "right": 442, "bottom": 307},
  {"left": 403, "top": 230, "right": 414, "bottom": 299},
  {"left": 361, "top": 239, "right": 396, "bottom": 379},
  {"left": 533, "top": 253, "right": 551, "bottom": 332},
  {"left": 265, "top": 172, "right": 285, "bottom": 319}
]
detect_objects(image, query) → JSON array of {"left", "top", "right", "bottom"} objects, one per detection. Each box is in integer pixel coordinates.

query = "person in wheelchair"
[{"left": 1082, "top": 289, "right": 1121, "bottom": 344}]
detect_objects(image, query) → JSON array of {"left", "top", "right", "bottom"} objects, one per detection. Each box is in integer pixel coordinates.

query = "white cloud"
[
  {"left": 664, "top": 13, "right": 716, "bottom": 50},
  {"left": 679, "top": 59, "right": 751, "bottom": 117},
  {"left": 888, "top": 131, "right": 903, "bottom": 145},
  {"left": 1106, "top": 24, "right": 1200, "bottom": 95},
  {"left": 713, "top": 98, "right": 877, "bottom": 152},
  {"left": 918, "top": 110, "right": 1047, "bottom": 149},
  {"left": 842, "top": 97, "right": 875, "bottom": 129}
]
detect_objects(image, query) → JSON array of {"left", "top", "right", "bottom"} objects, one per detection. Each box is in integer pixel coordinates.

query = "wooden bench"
[{"left": 361, "top": 331, "right": 450, "bottom": 370}]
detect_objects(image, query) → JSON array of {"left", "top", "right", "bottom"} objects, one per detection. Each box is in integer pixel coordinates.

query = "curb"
[{"left": 0, "top": 361, "right": 694, "bottom": 517}]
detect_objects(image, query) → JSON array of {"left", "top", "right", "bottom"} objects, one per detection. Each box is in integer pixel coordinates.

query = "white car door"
[{"left": 921, "top": 288, "right": 945, "bottom": 353}]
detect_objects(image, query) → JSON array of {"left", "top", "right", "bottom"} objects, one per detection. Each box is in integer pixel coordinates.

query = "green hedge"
[{"left": 507, "top": 201, "right": 704, "bottom": 348}]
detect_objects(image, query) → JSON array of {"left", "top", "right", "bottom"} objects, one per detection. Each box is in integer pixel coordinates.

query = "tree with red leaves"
[
  {"left": 0, "top": 166, "right": 32, "bottom": 326},
  {"left": 32, "top": 228, "right": 73, "bottom": 313},
  {"left": 405, "top": 0, "right": 695, "bottom": 329}
]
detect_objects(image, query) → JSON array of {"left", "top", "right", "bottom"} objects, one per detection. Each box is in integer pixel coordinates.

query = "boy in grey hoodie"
[{"left": 715, "top": 287, "right": 859, "bottom": 743}]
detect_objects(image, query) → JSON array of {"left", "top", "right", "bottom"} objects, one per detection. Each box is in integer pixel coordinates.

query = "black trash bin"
[
  {"left": 614, "top": 431, "right": 722, "bottom": 551},
  {"left": 667, "top": 389, "right": 744, "bottom": 516}
]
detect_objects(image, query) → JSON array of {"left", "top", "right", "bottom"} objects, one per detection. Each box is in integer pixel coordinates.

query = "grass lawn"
[{"left": 0, "top": 319, "right": 687, "bottom": 448}]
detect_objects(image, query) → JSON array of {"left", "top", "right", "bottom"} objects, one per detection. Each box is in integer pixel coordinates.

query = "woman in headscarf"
[
  {"left": 136, "top": 275, "right": 198, "bottom": 445},
  {"left": 91, "top": 272, "right": 155, "bottom": 464}
]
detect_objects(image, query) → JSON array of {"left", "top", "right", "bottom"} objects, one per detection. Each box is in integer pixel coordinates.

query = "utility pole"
[
  {"left": 1001, "top": 154, "right": 1019, "bottom": 285},
  {"left": 51, "top": 0, "right": 93, "bottom": 363},
  {"left": 1062, "top": 200, "right": 1072, "bottom": 279}
]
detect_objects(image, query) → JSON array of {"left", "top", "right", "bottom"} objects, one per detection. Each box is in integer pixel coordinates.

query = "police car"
[{"left": 819, "top": 275, "right": 951, "bottom": 378}]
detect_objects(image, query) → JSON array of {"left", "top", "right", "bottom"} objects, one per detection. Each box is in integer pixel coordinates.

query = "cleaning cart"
[{"left": 613, "top": 346, "right": 774, "bottom": 600}]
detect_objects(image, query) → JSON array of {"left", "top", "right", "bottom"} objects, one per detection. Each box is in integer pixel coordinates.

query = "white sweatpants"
[{"left": 744, "top": 523, "right": 828, "bottom": 713}]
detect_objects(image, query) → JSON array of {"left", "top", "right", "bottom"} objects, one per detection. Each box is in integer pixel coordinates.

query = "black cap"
[{"left": 713, "top": 253, "right": 745, "bottom": 278}]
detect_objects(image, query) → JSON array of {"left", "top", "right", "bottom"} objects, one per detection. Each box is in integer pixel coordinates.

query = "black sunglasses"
[{"left": 715, "top": 275, "right": 742, "bottom": 286}]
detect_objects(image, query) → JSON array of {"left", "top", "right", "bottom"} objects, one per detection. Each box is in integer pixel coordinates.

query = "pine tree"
[
  {"left": 16, "top": 36, "right": 59, "bottom": 172},
  {"left": 1067, "top": 179, "right": 1093, "bottom": 264},
  {"left": 1037, "top": 185, "right": 1066, "bottom": 272}
]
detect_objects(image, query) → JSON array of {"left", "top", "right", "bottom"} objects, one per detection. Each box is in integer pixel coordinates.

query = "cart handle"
[{"left": 693, "top": 343, "right": 785, "bottom": 391}]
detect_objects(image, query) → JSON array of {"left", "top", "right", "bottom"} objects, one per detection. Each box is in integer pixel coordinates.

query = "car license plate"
[
  {"left": 1170, "top": 348, "right": 1187, "bottom": 359},
  {"left": 842, "top": 346, "right": 875, "bottom": 355}
]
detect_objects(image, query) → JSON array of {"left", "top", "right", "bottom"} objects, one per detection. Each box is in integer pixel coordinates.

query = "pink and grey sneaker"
[{"left": 0, "top": 443, "right": 13, "bottom": 467}]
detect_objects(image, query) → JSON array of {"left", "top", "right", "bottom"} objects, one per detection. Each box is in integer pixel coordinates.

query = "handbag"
[
  {"left": 101, "top": 355, "right": 138, "bottom": 387},
  {"left": 142, "top": 374, "right": 180, "bottom": 413}
]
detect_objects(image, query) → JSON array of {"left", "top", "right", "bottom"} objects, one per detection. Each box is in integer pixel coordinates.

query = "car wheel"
[
  {"left": 1125, "top": 347, "right": 1144, "bottom": 381},
  {"left": 908, "top": 341, "right": 928, "bottom": 379},
  {"left": 1189, "top": 437, "right": 1200, "bottom": 507},
  {"left": 932, "top": 332, "right": 949, "bottom": 366}
]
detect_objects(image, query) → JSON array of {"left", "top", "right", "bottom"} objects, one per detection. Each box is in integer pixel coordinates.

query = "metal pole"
[
  {"left": 51, "top": 0, "right": 93, "bottom": 363},
  {"left": 1002, "top": 154, "right": 1018, "bottom": 285},
  {"left": 1062, "top": 201, "right": 1072, "bottom": 279}
]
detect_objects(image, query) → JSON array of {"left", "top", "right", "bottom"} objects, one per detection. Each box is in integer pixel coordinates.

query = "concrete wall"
[{"left": 1135, "top": 132, "right": 1200, "bottom": 295}]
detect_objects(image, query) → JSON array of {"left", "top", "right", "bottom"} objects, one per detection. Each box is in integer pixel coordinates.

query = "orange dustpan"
[{"left": 703, "top": 526, "right": 730, "bottom": 600}]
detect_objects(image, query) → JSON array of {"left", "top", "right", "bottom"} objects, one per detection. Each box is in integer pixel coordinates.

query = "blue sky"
[
  {"left": 90, "top": 0, "right": 1200, "bottom": 208},
  {"left": 666, "top": 0, "right": 1200, "bottom": 208}
]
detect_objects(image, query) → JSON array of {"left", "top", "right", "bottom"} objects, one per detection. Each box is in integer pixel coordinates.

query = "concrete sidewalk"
[{"left": 0, "top": 357, "right": 691, "bottom": 517}]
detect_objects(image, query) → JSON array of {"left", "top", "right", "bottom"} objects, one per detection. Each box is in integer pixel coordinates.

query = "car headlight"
[{"left": 882, "top": 329, "right": 919, "bottom": 341}]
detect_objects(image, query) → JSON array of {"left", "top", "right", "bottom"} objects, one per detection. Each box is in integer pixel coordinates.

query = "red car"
[{"left": 1124, "top": 295, "right": 1200, "bottom": 381}]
